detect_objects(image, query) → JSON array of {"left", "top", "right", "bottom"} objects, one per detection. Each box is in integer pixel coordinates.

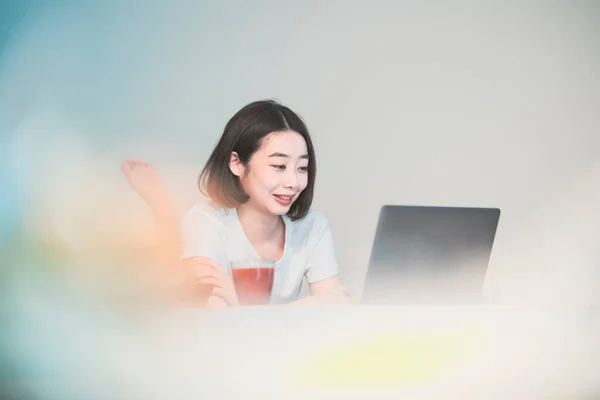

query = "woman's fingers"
[
  {"left": 180, "top": 257, "right": 239, "bottom": 307},
  {"left": 191, "top": 264, "right": 220, "bottom": 279},
  {"left": 182, "top": 257, "right": 228, "bottom": 279},
  {"left": 211, "top": 287, "right": 239, "bottom": 307},
  {"left": 186, "top": 256, "right": 222, "bottom": 272},
  {"left": 196, "top": 276, "right": 224, "bottom": 287},
  {"left": 205, "top": 295, "right": 229, "bottom": 309}
]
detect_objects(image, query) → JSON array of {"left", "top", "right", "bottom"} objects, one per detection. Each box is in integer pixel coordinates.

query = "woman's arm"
[
  {"left": 122, "top": 160, "right": 230, "bottom": 308},
  {"left": 151, "top": 199, "right": 181, "bottom": 271},
  {"left": 289, "top": 213, "right": 350, "bottom": 305},
  {"left": 288, "top": 275, "right": 351, "bottom": 305},
  {"left": 122, "top": 160, "right": 181, "bottom": 270}
]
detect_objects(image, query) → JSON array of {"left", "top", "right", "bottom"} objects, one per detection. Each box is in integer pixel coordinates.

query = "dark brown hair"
[{"left": 198, "top": 99, "right": 316, "bottom": 221}]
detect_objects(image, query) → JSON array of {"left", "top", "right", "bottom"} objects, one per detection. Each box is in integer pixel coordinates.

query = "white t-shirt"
[{"left": 180, "top": 199, "right": 339, "bottom": 304}]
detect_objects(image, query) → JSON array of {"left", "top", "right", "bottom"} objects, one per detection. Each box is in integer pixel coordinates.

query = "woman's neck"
[{"left": 236, "top": 203, "right": 283, "bottom": 243}]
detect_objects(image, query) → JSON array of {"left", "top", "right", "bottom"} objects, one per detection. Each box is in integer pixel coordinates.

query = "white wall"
[{"left": 3, "top": 0, "right": 599, "bottom": 304}]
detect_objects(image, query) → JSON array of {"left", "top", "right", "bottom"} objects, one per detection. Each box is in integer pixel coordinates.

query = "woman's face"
[{"left": 230, "top": 130, "right": 309, "bottom": 216}]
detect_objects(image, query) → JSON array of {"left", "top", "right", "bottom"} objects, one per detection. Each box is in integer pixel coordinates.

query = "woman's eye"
[
  {"left": 271, "top": 165, "right": 286, "bottom": 170},
  {"left": 298, "top": 166, "right": 308, "bottom": 172}
]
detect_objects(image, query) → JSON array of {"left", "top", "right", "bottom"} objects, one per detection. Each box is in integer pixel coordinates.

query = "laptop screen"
[{"left": 361, "top": 205, "right": 501, "bottom": 305}]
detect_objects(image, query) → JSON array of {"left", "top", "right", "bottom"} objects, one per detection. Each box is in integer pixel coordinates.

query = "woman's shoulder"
[
  {"left": 287, "top": 209, "right": 336, "bottom": 250},
  {"left": 289, "top": 208, "right": 331, "bottom": 232},
  {"left": 184, "top": 196, "right": 235, "bottom": 226}
]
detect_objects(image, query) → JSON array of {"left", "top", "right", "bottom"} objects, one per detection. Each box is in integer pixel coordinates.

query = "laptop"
[{"left": 361, "top": 205, "right": 501, "bottom": 305}]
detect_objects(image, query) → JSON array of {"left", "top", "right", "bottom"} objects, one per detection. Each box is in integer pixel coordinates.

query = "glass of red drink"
[{"left": 230, "top": 259, "right": 276, "bottom": 306}]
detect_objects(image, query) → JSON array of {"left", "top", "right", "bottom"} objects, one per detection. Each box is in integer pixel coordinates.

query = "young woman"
[{"left": 122, "top": 100, "right": 349, "bottom": 307}]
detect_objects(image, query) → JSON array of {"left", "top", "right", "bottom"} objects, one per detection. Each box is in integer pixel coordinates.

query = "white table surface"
[{"left": 159, "top": 305, "right": 599, "bottom": 399}]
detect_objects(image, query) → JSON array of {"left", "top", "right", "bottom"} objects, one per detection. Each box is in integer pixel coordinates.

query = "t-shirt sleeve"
[
  {"left": 305, "top": 215, "right": 340, "bottom": 284},
  {"left": 180, "top": 209, "right": 228, "bottom": 273}
]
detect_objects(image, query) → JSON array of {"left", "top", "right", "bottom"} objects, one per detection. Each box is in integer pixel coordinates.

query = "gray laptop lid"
[{"left": 361, "top": 205, "right": 501, "bottom": 305}]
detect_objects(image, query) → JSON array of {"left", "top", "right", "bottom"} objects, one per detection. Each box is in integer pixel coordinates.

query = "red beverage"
[{"left": 230, "top": 260, "right": 275, "bottom": 305}]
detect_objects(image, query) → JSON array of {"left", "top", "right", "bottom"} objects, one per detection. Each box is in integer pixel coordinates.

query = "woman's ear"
[{"left": 229, "top": 151, "right": 245, "bottom": 177}]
